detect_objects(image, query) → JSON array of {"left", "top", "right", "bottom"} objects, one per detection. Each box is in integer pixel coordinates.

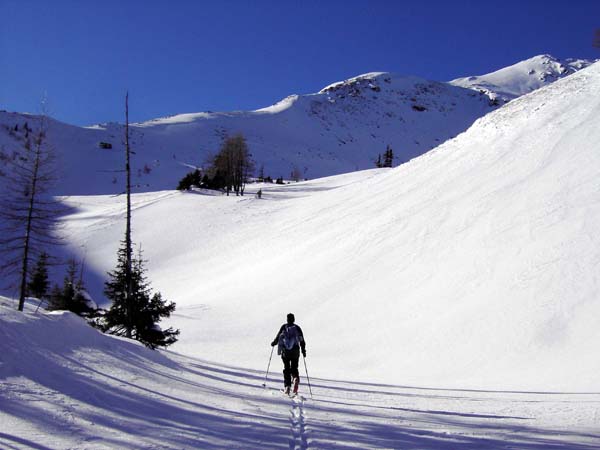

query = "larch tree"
[
  {"left": 213, "top": 134, "right": 254, "bottom": 196},
  {"left": 0, "top": 115, "right": 63, "bottom": 311}
]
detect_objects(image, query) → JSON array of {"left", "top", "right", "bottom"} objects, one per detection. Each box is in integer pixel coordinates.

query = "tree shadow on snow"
[{"left": 1, "top": 322, "right": 599, "bottom": 449}]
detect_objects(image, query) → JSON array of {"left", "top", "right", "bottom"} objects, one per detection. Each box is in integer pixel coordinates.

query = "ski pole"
[
  {"left": 302, "top": 353, "right": 313, "bottom": 398},
  {"left": 262, "top": 346, "right": 275, "bottom": 387}
]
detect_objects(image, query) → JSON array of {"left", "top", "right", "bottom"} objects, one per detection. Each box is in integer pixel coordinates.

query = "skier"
[{"left": 271, "top": 313, "right": 306, "bottom": 395}]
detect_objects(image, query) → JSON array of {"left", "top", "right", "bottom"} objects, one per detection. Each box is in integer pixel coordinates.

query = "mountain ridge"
[
  {"left": 450, "top": 53, "right": 594, "bottom": 101},
  {"left": 0, "top": 55, "right": 592, "bottom": 196}
]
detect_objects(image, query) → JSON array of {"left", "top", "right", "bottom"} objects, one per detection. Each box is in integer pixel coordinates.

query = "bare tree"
[
  {"left": 124, "top": 92, "right": 134, "bottom": 337},
  {"left": 0, "top": 115, "right": 62, "bottom": 311},
  {"left": 213, "top": 134, "right": 254, "bottom": 196}
]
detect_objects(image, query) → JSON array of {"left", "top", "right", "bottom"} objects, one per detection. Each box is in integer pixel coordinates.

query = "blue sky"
[{"left": 2, "top": 0, "right": 599, "bottom": 126}]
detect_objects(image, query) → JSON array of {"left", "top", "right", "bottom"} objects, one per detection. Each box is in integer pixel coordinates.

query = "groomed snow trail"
[{"left": 1, "top": 300, "right": 599, "bottom": 449}]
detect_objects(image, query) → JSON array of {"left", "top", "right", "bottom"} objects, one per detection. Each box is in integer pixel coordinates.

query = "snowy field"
[
  {"left": 2, "top": 61, "right": 600, "bottom": 448},
  {"left": 56, "top": 62, "right": 600, "bottom": 390},
  {"left": 1, "top": 300, "right": 599, "bottom": 450}
]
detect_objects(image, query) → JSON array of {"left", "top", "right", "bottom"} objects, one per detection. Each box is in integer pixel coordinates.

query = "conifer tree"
[
  {"left": 45, "top": 258, "right": 96, "bottom": 315},
  {"left": 62, "top": 258, "right": 78, "bottom": 310},
  {"left": 103, "top": 242, "right": 179, "bottom": 349},
  {"left": 383, "top": 145, "right": 394, "bottom": 168},
  {"left": 27, "top": 252, "right": 50, "bottom": 300},
  {"left": 177, "top": 169, "right": 202, "bottom": 191},
  {"left": 48, "top": 283, "right": 65, "bottom": 310}
]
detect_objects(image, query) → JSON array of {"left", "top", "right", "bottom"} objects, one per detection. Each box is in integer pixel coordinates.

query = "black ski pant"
[{"left": 281, "top": 346, "right": 300, "bottom": 387}]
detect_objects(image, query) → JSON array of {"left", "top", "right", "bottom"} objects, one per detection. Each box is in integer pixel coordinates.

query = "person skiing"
[{"left": 271, "top": 313, "right": 306, "bottom": 395}]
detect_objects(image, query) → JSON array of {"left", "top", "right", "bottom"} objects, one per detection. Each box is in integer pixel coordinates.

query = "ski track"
[
  {"left": 289, "top": 395, "right": 308, "bottom": 450},
  {"left": 2, "top": 349, "right": 600, "bottom": 449}
]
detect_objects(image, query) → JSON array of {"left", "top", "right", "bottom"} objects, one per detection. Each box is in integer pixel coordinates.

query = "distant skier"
[{"left": 271, "top": 313, "right": 306, "bottom": 395}]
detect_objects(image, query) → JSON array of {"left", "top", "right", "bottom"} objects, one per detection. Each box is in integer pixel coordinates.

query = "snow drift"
[{"left": 55, "top": 61, "right": 600, "bottom": 392}]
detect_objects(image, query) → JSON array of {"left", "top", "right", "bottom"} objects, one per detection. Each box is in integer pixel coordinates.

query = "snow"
[
  {"left": 2, "top": 57, "right": 600, "bottom": 447},
  {"left": 318, "top": 72, "right": 389, "bottom": 92},
  {"left": 450, "top": 54, "right": 594, "bottom": 101},
  {"left": 48, "top": 60, "right": 600, "bottom": 392},
  {"left": 254, "top": 95, "right": 300, "bottom": 114},
  {"left": 1, "top": 56, "right": 587, "bottom": 197},
  {"left": 0, "top": 72, "right": 498, "bottom": 195},
  {"left": 2, "top": 299, "right": 599, "bottom": 449}
]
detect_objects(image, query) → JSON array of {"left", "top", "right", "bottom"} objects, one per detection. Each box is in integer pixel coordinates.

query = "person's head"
[{"left": 287, "top": 313, "right": 295, "bottom": 324}]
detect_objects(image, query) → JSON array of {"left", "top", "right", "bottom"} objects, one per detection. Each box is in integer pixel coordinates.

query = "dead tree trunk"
[{"left": 125, "top": 93, "right": 133, "bottom": 338}]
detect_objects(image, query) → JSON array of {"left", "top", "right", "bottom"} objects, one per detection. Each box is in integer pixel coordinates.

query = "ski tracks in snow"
[{"left": 289, "top": 395, "right": 309, "bottom": 450}]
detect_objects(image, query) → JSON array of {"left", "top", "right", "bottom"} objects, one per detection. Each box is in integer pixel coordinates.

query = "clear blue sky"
[{"left": 2, "top": 0, "right": 599, "bottom": 126}]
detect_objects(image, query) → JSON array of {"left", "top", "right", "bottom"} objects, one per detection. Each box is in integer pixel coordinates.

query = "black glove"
[{"left": 271, "top": 340, "right": 277, "bottom": 347}]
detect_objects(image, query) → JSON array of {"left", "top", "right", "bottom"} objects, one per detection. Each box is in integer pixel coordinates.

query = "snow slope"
[
  {"left": 2, "top": 298, "right": 599, "bottom": 449},
  {"left": 55, "top": 61, "right": 600, "bottom": 393},
  {"left": 1, "top": 73, "right": 498, "bottom": 195},
  {"left": 450, "top": 54, "right": 593, "bottom": 102}
]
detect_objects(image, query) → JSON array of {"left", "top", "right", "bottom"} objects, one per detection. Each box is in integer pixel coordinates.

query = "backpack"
[{"left": 279, "top": 324, "right": 300, "bottom": 353}]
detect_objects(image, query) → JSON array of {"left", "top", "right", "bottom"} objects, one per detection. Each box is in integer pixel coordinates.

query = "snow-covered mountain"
[
  {"left": 1, "top": 55, "right": 590, "bottom": 196},
  {"left": 450, "top": 54, "right": 594, "bottom": 102},
  {"left": 55, "top": 60, "right": 600, "bottom": 392},
  {"left": 2, "top": 57, "right": 600, "bottom": 448},
  {"left": 0, "top": 73, "right": 497, "bottom": 195}
]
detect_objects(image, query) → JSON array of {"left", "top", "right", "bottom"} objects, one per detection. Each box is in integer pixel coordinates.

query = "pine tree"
[
  {"left": 383, "top": 145, "right": 394, "bottom": 168},
  {"left": 375, "top": 153, "right": 383, "bottom": 168},
  {"left": 62, "top": 259, "right": 78, "bottom": 310},
  {"left": 69, "top": 259, "right": 95, "bottom": 315},
  {"left": 103, "top": 242, "right": 179, "bottom": 349},
  {"left": 27, "top": 252, "right": 50, "bottom": 300},
  {"left": 46, "top": 259, "right": 96, "bottom": 315},
  {"left": 47, "top": 283, "right": 65, "bottom": 311}
]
